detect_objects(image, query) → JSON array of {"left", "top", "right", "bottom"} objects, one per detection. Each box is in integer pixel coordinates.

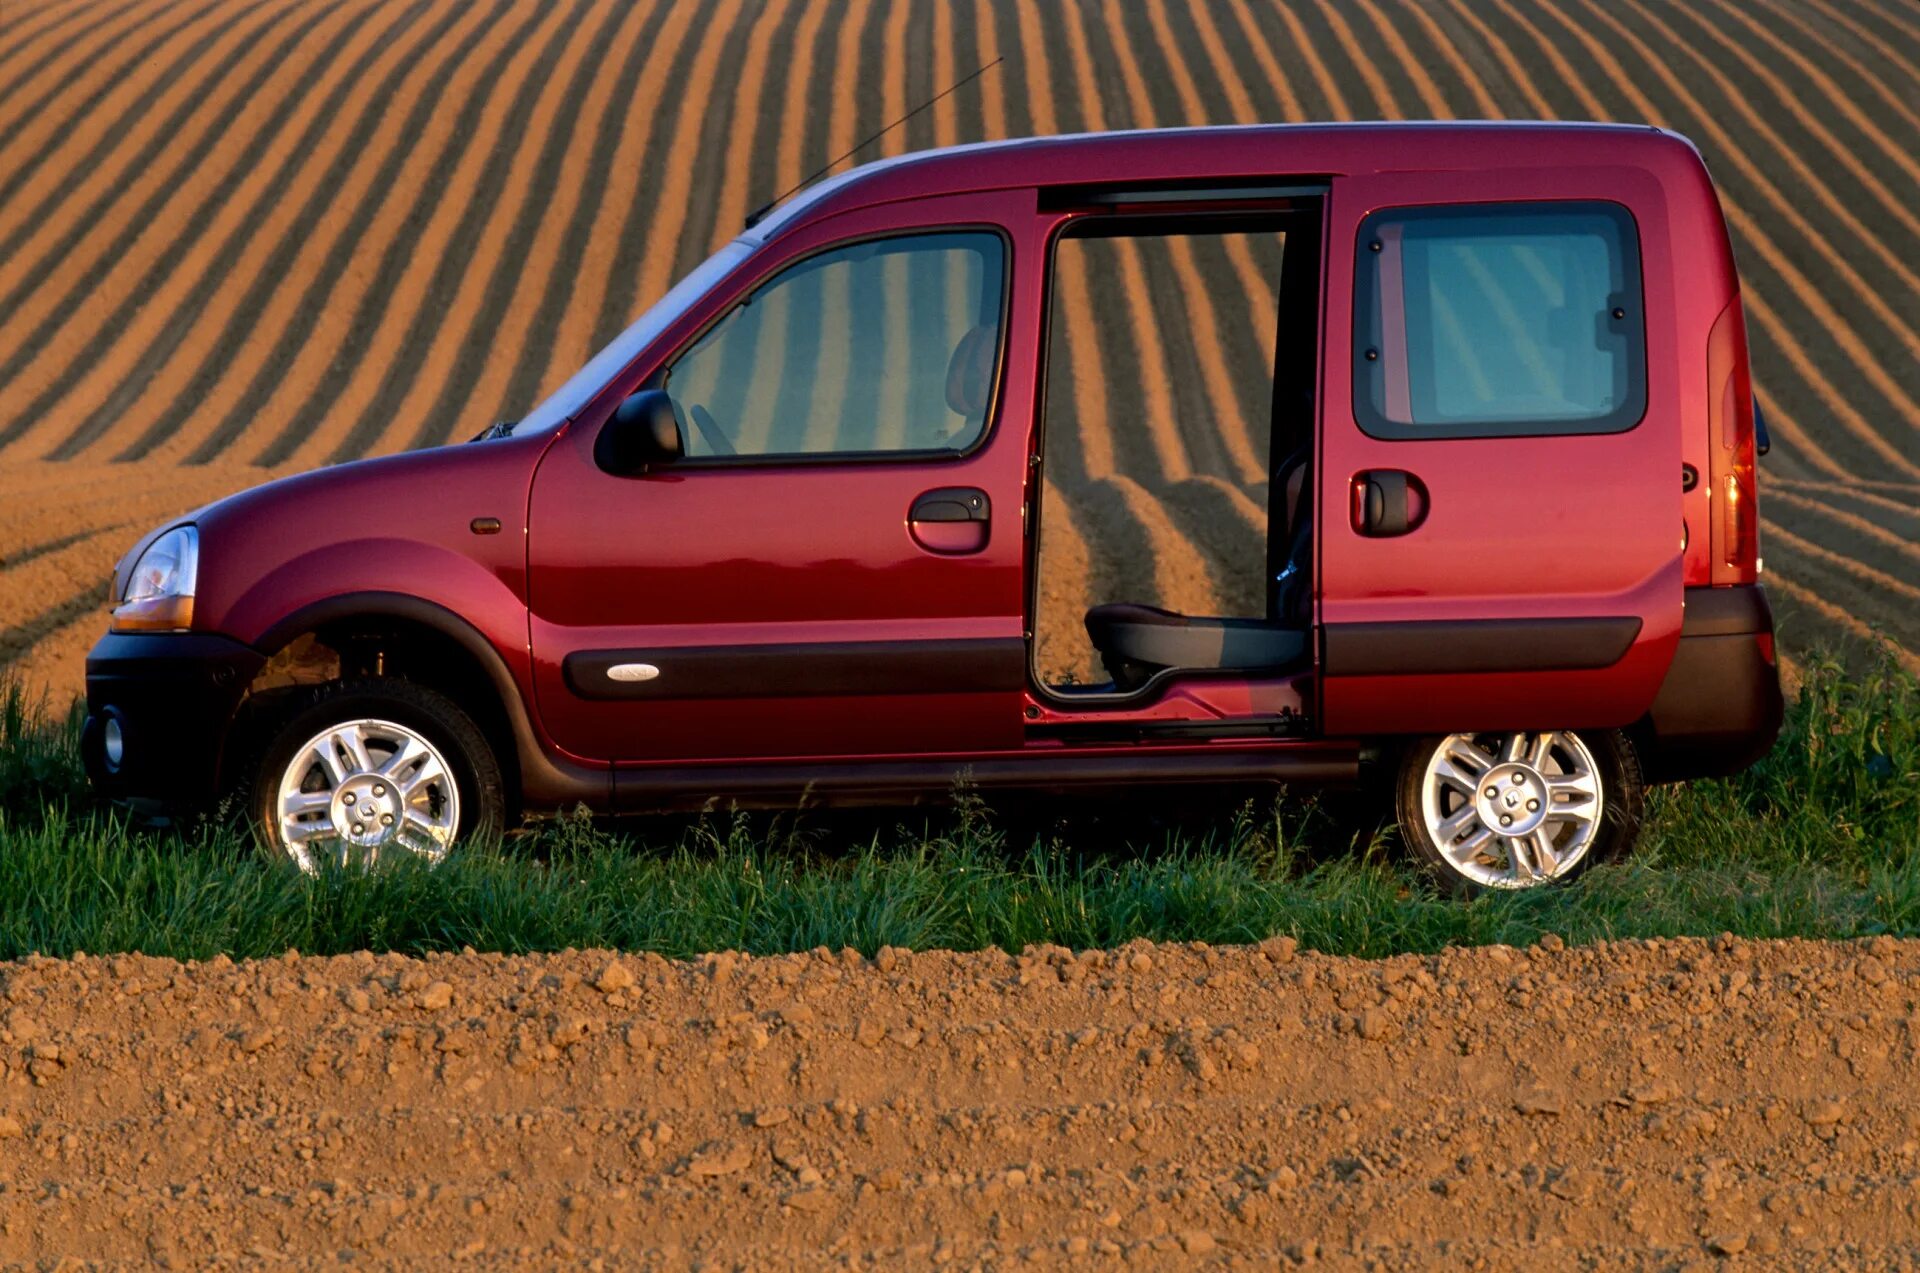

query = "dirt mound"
[{"left": 4, "top": 935, "right": 1917, "bottom": 1266}]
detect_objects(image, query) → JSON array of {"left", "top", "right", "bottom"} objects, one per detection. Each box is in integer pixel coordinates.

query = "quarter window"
[
  {"left": 662, "top": 231, "right": 1005, "bottom": 459},
  {"left": 1354, "top": 201, "right": 1645, "bottom": 439}
]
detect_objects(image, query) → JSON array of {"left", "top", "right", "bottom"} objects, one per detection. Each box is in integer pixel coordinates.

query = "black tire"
[
  {"left": 243, "top": 678, "right": 505, "bottom": 865},
  {"left": 1394, "top": 728, "right": 1644, "bottom": 895}
]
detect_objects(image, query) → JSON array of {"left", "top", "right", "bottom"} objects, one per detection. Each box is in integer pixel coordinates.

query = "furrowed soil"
[
  {"left": 2, "top": 0, "right": 1918, "bottom": 695},
  {"left": 7, "top": 936, "right": 1920, "bottom": 1268}
]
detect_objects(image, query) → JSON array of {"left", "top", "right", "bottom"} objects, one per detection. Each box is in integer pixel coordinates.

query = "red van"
[{"left": 84, "top": 123, "right": 1781, "bottom": 891}]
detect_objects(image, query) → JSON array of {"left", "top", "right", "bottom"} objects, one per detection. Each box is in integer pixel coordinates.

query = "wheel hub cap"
[
  {"left": 1473, "top": 763, "right": 1550, "bottom": 836},
  {"left": 330, "top": 775, "right": 403, "bottom": 848}
]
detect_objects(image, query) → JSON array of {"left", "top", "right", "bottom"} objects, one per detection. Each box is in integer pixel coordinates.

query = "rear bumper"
[
  {"left": 1639, "top": 584, "right": 1784, "bottom": 782},
  {"left": 83, "top": 631, "right": 264, "bottom": 813}
]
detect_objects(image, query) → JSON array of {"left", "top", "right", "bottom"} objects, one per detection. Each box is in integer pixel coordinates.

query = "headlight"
[{"left": 111, "top": 526, "right": 198, "bottom": 632}]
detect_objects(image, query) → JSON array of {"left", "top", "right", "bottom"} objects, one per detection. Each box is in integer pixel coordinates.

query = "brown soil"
[{"left": 6, "top": 935, "right": 1919, "bottom": 1267}]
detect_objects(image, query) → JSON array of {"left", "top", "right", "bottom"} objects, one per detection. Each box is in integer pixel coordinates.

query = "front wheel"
[
  {"left": 1395, "top": 728, "right": 1643, "bottom": 893},
  {"left": 247, "top": 679, "right": 504, "bottom": 871}
]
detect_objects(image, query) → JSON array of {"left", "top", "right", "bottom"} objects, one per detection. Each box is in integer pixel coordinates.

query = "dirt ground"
[{"left": 4, "top": 935, "right": 1919, "bottom": 1268}]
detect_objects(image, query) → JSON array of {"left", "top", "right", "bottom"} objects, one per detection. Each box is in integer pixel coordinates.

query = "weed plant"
[{"left": 0, "top": 650, "right": 1913, "bottom": 961}]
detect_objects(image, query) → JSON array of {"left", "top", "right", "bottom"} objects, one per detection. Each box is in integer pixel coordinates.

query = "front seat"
[{"left": 944, "top": 324, "right": 998, "bottom": 437}]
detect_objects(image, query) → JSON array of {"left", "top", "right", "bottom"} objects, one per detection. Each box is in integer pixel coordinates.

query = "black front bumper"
[
  {"left": 1640, "top": 585, "right": 1785, "bottom": 783},
  {"left": 84, "top": 631, "right": 265, "bottom": 813}
]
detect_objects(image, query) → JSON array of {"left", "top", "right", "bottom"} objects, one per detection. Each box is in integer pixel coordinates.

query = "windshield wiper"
[{"left": 471, "top": 420, "right": 517, "bottom": 442}]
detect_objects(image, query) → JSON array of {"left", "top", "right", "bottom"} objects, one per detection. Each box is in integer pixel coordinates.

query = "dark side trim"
[
  {"left": 564, "top": 637, "right": 1026, "bottom": 701},
  {"left": 613, "top": 742, "right": 1361, "bottom": 813},
  {"left": 1322, "top": 615, "right": 1643, "bottom": 676}
]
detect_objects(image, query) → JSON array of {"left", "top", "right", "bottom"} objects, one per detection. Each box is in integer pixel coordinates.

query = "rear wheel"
[
  {"left": 1395, "top": 728, "right": 1643, "bottom": 892},
  {"left": 247, "top": 679, "right": 503, "bottom": 871}
]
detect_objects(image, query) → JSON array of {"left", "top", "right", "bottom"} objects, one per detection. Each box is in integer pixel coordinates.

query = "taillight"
[
  {"left": 1706, "top": 298, "right": 1758, "bottom": 584},
  {"left": 1722, "top": 472, "right": 1755, "bottom": 568}
]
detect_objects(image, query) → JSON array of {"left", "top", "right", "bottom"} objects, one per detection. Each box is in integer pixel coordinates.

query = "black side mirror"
[{"left": 594, "top": 389, "right": 683, "bottom": 476}]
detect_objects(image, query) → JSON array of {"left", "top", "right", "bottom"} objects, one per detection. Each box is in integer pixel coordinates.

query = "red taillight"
[
  {"left": 1706, "top": 298, "right": 1759, "bottom": 584},
  {"left": 1722, "top": 472, "right": 1755, "bottom": 568}
]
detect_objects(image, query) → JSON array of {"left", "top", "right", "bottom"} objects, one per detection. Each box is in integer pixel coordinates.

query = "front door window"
[{"left": 661, "top": 231, "right": 1007, "bottom": 459}]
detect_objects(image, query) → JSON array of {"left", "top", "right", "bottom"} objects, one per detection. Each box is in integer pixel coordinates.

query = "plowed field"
[
  {"left": 6, "top": 936, "right": 1920, "bottom": 1266},
  {"left": 0, "top": 0, "right": 1916, "bottom": 697}
]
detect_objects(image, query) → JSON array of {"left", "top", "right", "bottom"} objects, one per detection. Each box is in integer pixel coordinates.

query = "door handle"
[
  {"left": 1351, "top": 470, "right": 1427, "bottom": 537},
  {"left": 910, "top": 487, "right": 990, "bottom": 523},
  {"left": 909, "top": 487, "right": 990, "bottom": 554}
]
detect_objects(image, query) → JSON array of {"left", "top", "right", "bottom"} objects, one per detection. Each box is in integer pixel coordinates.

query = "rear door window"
[{"left": 1354, "top": 201, "right": 1645, "bottom": 439}]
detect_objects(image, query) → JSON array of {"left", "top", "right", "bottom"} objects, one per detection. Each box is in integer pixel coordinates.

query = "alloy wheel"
[
  {"left": 273, "top": 718, "right": 460, "bottom": 871},
  {"left": 1418, "top": 731, "right": 1604, "bottom": 889}
]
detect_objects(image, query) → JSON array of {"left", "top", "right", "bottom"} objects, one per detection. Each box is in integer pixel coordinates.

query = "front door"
[
  {"left": 527, "top": 194, "right": 1037, "bottom": 763},
  {"left": 1317, "top": 169, "right": 1685, "bottom": 735}
]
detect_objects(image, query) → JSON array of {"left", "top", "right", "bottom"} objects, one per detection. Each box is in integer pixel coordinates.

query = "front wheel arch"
[
  {"left": 233, "top": 600, "right": 524, "bottom": 822},
  {"left": 231, "top": 592, "right": 605, "bottom": 811}
]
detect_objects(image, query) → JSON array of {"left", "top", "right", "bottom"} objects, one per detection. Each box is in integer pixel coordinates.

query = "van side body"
[{"left": 83, "top": 123, "right": 1781, "bottom": 866}]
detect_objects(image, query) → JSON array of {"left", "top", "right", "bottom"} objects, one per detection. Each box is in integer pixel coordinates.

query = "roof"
[{"left": 748, "top": 122, "right": 1693, "bottom": 242}]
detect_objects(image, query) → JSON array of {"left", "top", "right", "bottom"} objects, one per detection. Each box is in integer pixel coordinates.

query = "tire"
[
  {"left": 244, "top": 678, "right": 505, "bottom": 870},
  {"left": 1394, "top": 728, "right": 1644, "bottom": 894}
]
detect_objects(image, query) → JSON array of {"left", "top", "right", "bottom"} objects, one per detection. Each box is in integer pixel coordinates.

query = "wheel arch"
[{"left": 240, "top": 592, "right": 605, "bottom": 814}]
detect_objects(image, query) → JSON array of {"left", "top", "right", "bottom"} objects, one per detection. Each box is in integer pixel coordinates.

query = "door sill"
[{"left": 1028, "top": 712, "right": 1309, "bottom": 744}]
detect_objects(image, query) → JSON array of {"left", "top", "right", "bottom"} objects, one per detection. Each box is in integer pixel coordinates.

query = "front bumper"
[
  {"left": 1640, "top": 584, "right": 1785, "bottom": 782},
  {"left": 83, "top": 631, "right": 265, "bottom": 813}
]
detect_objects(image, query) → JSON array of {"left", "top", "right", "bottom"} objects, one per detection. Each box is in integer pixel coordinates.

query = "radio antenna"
[{"left": 746, "top": 55, "right": 1004, "bottom": 228}]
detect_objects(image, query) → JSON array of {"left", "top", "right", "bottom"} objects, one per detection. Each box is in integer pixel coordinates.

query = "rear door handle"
[
  {"left": 909, "top": 486, "right": 990, "bottom": 554},
  {"left": 1351, "top": 470, "right": 1427, "bottom": 537}
]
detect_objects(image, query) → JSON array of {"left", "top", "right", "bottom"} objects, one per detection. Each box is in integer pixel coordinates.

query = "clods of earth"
[{"left": 2, "top": 936, "right": 1918, "bottom": 1267}]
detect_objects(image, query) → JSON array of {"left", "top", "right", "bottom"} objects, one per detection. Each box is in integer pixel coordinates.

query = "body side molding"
[
  {"left": 564, "top": 637, "right": 1026, "bottom": 701},
  {"left": 1322, "top": 616, "right": 1644, "bottom": 677}
]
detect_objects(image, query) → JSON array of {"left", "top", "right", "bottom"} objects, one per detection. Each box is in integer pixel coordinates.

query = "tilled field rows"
[
  {"left": 1, "top": 0, "right": 1916, "bottom": 694},
  {"left": 5, "top": 937, "right": 1920, "bottom": 1266}
]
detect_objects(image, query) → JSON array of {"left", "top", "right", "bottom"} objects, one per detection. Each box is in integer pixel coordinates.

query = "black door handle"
[
  {"left": 908, "top": 487, "right": 990, "bottom": 555},
  {"left": 909, "top": 487, "right": 990, "bottom": 523},
  {"left": 1351, "top": 470, "right": 1425, "bottom": 537}
]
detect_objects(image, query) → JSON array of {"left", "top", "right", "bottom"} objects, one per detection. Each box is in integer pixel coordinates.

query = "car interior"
[{"left": 1033, "top": 200, "right": 1324, "bottom": 700}]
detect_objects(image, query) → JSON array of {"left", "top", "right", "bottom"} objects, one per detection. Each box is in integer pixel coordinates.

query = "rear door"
[{"left": 1317, "top": 169, "right": 1684, "bottom": 735}]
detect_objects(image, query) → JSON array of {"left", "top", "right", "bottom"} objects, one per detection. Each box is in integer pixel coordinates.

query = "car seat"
[
  {"left": 945, "top": 325, "right": 997, "bottom": 435},
  {"left": 1083, "top": 445, "right": 1312, "bottom": 691}
]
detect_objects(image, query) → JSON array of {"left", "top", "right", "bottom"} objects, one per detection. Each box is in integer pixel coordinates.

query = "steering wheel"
[{"left": 688, "top": 402, "right": 734, "bottom": 457}]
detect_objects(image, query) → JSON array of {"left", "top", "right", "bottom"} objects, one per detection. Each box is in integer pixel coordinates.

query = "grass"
[{"left": 0, "top": 651, "right": 1915, "bottom": 963}]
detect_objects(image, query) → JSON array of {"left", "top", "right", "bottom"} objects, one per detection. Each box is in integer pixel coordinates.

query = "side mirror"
[{"left": 594, "top": 390, "right": 683, "bottom": 476}]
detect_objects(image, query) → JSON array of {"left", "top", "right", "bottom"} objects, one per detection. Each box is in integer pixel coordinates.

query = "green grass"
[{"left": 0, "top": 651, "right": 1915, "bottom": 962}]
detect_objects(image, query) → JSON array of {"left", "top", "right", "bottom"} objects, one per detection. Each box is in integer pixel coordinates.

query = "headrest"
[{"left": 945, "top": 325, "right": 998, "bottom": 419}]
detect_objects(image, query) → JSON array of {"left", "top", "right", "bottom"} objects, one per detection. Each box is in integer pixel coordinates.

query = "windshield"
[{"left": 512, "top": 239, "right": 758, "bottom": 436}]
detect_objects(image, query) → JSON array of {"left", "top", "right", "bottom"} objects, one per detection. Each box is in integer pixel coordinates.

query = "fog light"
[{"left": 103, "top": 717, "right": 124, "bottom": 773}]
